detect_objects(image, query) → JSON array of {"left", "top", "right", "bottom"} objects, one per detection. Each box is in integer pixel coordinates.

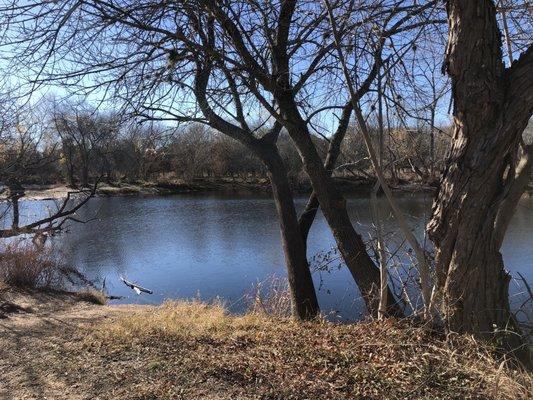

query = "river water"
[{"left": 11, "top": 192, "right": 533, "bottom": 320}]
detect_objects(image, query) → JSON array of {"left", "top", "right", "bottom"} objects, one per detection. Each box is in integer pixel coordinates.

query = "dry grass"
[
  {"left": 245, "top": 275, "right": 292, "bottom": 317},
  {"left": 76, "top": 289, "right": 108, "bottom": 305},
  {"left": 0, "top": 243, "right": 65, "bottom": 288},
  {"left": 0, "top": 243, "right": 103, "bottom": 305},
  {"left": 71, "top": 300, "right": 532, "bottom": 400},
  {"left": 94, "top": 300, "right": 270, "bottom": 344}
]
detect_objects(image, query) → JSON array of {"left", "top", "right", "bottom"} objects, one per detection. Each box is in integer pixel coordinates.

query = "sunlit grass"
[
  {"left": 94, "top": 299, "right": 280, "bottom": 343},
  {"left": 84, "top": 300, "right": 531, "bottom": 400}
]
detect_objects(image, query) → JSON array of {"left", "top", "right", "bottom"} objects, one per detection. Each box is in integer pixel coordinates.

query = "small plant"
[{"left": 76, "top": 290, "right": 108, "bottom": 305}]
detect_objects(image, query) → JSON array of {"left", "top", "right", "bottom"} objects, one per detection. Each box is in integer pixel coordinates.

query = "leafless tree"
[
  {"left": 0, "top": 0, "right": 444, "bottom": 317},
  {"left": 52, "top": 102, "right": 120, "bottom": 187},
  {"left": 0, "top": 103, "right": 96, "bottom": 240}
]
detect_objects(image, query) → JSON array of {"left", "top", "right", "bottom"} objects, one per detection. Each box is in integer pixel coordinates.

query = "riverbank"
[
  {"left": 0, "top": 288, "right": 530, "bottom": 399},
  {"left": 15, "top": 176, "right": 437, "bottom": 201}
]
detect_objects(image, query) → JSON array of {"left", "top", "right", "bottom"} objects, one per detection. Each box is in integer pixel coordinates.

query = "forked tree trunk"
[
  {"left": 194, "top": 62, "right": 319, "bottom": 320},
  {"left": 428, "top": 0, "right": 532, "bottom": 362},
  {"left": 277, "top": 93, "right": 401, "bottom": 317},
  {"left": 204, "top": 0, "right": 402, "bottom": 318}
]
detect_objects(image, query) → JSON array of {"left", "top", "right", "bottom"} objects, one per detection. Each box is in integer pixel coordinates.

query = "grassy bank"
[{"left": 0, "top": 289, "right": 531, "bottom": 399}]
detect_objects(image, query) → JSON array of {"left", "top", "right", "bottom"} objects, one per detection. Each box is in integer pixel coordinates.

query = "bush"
[
  {"left": 0, "top": 243, "right": 95, "bottom": 292},
  {"left": 0, "top": 244, "right": 65, "bottom": 288}
]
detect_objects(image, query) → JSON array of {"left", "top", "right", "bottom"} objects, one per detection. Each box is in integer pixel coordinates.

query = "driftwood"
[{"left": 120, "top": 277, "right": 153, "bottom": 295}]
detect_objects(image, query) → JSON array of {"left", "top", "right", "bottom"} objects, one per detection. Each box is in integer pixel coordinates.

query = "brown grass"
[
  {"left": 0, "top": 243, "right": 103, "bottom": 304},
  {"left": 74, "top": 300, "right": 531, "bottom": 400},
  {"left": 245, "top": 275, "right": 292, "bottom": 317},
  {"left": 1, "top": 293, "right": 530, "bottom": 399},
  {"left": 76, "top": 289, "right": 108, "bottom": 305},
  {"left": 0, "top": 243, "right": 65, "bottom": 288}
]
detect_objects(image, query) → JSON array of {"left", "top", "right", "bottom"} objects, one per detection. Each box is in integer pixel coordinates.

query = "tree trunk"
[
  {"left": 493, "top": 145, "right": 533, "bottom": 249},
  {"left": 68, "top": 162, "right": 76, "bottom": 187},
  {"left": 428, "top": 0, "right": 532, "bottom": 363},
  {"left": 258, "top": 144, "right": 320, "bottom": 320},
  {"left": 7, "top": 180, "right": 24, "bottom": 230},
  {"left": 64, "top": 145, "right": 77, "bottom": 188},
  {"left": 81, "top": 161, "right": 89, "bottom": 187},
  {"left": 194, "top": 61, "right": 319, "bottom": 321},
  {"left": 277, "top": 93, "right": 401, "bottom": 317},
  {"left": 298, "top": 103, "right": 351, "bottom": 252}
]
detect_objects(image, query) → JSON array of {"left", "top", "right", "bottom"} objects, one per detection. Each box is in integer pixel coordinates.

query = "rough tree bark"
[
  {"left": 494, "top": 144, "right": 533, "bottom": 249},
  {"left": 428, "top": 0, "right": 532, "bottom": 360}
]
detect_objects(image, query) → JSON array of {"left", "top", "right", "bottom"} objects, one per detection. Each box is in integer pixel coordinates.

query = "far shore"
[{"left": 8, "top": 176, "right": 439, "bottom": 201}]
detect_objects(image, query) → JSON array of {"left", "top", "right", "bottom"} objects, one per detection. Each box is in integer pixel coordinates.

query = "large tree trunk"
[
  {"left": 428, "top": 0, "right": 532, "bottom": 362},
  {"left": 257, "top": 144, "right": 320, "bottom": 320}
]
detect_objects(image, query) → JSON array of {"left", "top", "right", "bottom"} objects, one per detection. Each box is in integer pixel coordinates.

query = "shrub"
[
  {"left": 0, "top": 243, "right": 66, "bottom": 289},
  {"left": 0, "top": 242, "right": 96, "bottom": 293}
]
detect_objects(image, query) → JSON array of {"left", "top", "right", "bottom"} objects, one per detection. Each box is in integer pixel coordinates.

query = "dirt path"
[{"left": 0, "top": 290, "right": 137, "bottom": 400}]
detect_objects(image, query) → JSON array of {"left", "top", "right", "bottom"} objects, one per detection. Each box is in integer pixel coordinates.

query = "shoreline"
[{"left": 12, "top": 177, "right": 438, "bottom": 201}]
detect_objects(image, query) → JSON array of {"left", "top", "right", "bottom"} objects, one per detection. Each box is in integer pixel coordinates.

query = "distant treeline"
[{"left": 1, "top": 105, "right": 452, "bottom": 188}]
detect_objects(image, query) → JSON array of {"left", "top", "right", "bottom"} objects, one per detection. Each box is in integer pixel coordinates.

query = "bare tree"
[
  {"left": 194, "top": 0, "right": 439, "bottom": 314},
  {"left": 324, "top": 0, "right": 434, "bottom": 315},
  {"left": 0, "top": 1, "right": 440, "bottom": 317},
  {"left": 0, "top": 104, "right": 96, "bottom": 240},
  {"left": 52, "top": 102, "right": 119, "bottom": 187}
]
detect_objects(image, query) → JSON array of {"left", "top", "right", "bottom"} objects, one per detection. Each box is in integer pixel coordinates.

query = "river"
[{"left": 11, "top": 192, "right": 533, "bottom": 320}]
